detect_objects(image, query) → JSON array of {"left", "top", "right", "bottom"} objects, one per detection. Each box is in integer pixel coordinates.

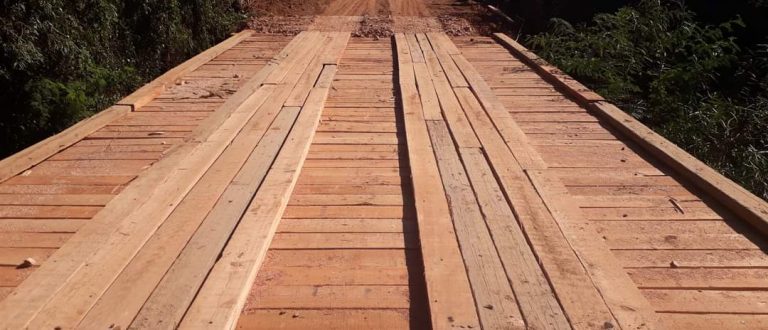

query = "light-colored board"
[
  {"left": 459, "top": 148, "right": 571, "bottom": 330},
  {"left": 179, "top": 52, "right": 344, "bottom": 329},
  {"left": 394, "top": 33, "right": 480, "bottom": 329}
]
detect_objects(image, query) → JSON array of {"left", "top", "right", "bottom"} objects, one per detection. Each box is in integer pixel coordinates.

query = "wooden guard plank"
[
  {"left": 394, "top": 33, "right": 480, "bottom": 329},
  {"left": 491, "top": 33, "right": 604, "bottom": 104},
  {"left": 179, "top": 35, "right": 348, "bottom": 329},
  {"left": 0, "top": 32, "right": 306, "bottom": 328},
  {"left": 591, "top": 102, "right": 768, "bottom": 235}
]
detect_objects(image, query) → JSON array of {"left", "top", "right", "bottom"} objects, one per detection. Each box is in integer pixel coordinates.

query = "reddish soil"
[{"left": 246, "top": 0, "right": 517, "bottom": 37}]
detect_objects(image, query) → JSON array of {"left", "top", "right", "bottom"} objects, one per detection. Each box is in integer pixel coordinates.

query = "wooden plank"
[
  {"left": 278, "top": 218, "right": 415, "bottom": 233},
  {"left": 591, "top": 101, "right": 768, "bottom": 235},
  {"left": 270, "top": 233, "right": 411, "bottom": 249},
  {"left": 460, "top": 148, "right": 570, "bottom": 329},
  {"left": 0, "top": 194, "right": 112, "bottom": 206},
  {"left": 282, "top": 205, "right": 406, "bottom": 219},
  {"left": 452, "top": 85, "right": 617, "bottom": 328},
  {"left": 0, "top": 233, "right": 71, "bottom": 248},
  {"left": 627, "top": 268, "right": 768, "bottom": 289},
  {"left": 614, "top": 250, "right": 768, "bottom": 268},
  {"left": 660, "top": 313, "right": 768, "bottom": 330},
  {"left": 644, "top": 289, "right": 768, "bottom": 314},
  {"left": 527, "top": 171, "right": 659, "bottom": 329},
  {"left": 256, "top": 264, "right": 409, "bottom": 286},
  {"left": 179, "top": 57, "right": 345, "bottom": 329},
  {"left": 0, "top": 248, "right": 56, "bottom": 266},
  {"left": 249, "top": 285, "right": 411, "bottom": 309},
  {"left": 427, "top": 121, "right": 525, "bottom": 329},
  {"left": 237, "top": 310, "right": 412, "bottom": 330},
  {"left": 0, "top": 33, "right": 312, "bottom": 329},
  {"left": 0, "top": 219, "right": 87, "bottom": 233},
  {"left": 288, "top": 194, "right": 403, "bottom": 206},
  {"left": 394, "top": 33, "right": 480, "bottom": 329}
]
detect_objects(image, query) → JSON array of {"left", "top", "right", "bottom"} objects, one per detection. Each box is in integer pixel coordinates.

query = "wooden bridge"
[{"left": 0, "top": 29, "right": 767, "bottom": 329}]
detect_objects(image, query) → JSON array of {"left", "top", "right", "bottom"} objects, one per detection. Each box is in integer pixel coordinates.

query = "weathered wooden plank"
[
  {"left": 460, "top": 149, "right": 570, "bottom": 330},
  {"left": 394, "top": 33, "right": 480, "bottom": 329}
]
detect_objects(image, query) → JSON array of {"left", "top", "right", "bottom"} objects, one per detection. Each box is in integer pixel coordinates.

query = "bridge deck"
[{"left": 0, "top": 30, "right": 766, "bottom": 329}]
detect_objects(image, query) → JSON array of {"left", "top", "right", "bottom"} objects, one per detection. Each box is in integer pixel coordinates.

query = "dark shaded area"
[{"left": 0, "top": 0, "right": 245, "bottom": 157}]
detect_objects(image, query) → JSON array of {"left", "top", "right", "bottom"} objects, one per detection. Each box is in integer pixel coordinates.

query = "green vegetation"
[
  {"left": 0, "top": 0, "right": 245, "bottom": 157},
  {"left": 525, "top": 0, "right": 768, "bottom": 199}
]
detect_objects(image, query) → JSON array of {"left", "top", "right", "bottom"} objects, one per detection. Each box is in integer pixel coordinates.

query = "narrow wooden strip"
[
  {"left": 180, "top": 53, "right": 345, "bottom": 328},
  {"left": 644, "top": 289, "right": 768, "bottom": 314},
  {"left": 660, "top": 313, "right": 768, "bottom": 330},
  {"left": 460, "top": 148, "right": 570, "bottom": 329},
  {"left": 0, "top": 219, "right": 87, "bottom": 233},
  {"left": 628, "top": 268, "right": 768, "bottom": 289},
  {"left": 277, "top": 218, "right": 415, "bottom": 233},
  {"left": 427, "top": 121, "right": 525, "bottom": 329},
  {"left": 270, "top": 232, "right": 411, "bottom": 249},
  {"left": 288, "top": 194, "right": 403, "bottom": 206},
  {"left": 248, "top": 285, "right": 411, "bottom": 309},
  {"left": 394, "top": 33, "right": 480, "bottom": 329}
]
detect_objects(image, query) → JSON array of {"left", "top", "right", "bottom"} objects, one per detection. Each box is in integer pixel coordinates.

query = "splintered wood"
[{"left": 0, "top": 29, "right": 767, "bottom": 330}]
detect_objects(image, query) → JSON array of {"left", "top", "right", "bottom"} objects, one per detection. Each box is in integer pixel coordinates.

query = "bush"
[
  {"left": 0, "top": 0, "right": 245, "bottom": 157},
  {"left": 527, "top": 0, "right": 768, "bottom": 199}
]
